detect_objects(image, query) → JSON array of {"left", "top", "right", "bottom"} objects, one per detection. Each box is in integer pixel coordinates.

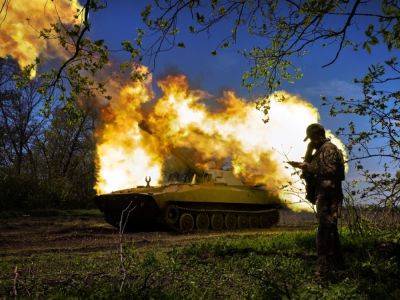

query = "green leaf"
[
  {"left": 363, "top": 42, "right": 371, "bottom": 54},
  {"left": 196, "top": 13, "right": 205, "bottom": 24}
]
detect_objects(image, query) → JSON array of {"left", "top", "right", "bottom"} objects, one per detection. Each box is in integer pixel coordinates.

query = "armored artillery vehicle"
[
  {"left": 95, "top": 168, "right": 281, "bottom": 232},
  {"left": 95, "top": 121, "right": 281, "bottom": 232}
]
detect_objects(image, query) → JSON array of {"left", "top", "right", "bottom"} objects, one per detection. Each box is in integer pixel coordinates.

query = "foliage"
[
  {"left": 326, "top": 57, "right": 400, "bottom": 208},
  {"left": 0, "top": 58, "right": 96, "bottom": 210},
  {"left": 1, "top": 222, "right": 399, "bottom": 298},
  {"left": 37, "top": 0, "right": 110, "bottom": 111},
  {"left": 136, "top": 1, "right": 399, "bottom": 90}
]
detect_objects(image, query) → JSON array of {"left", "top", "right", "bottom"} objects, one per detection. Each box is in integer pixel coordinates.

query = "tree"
[
  {"left": 39, "top": 0, "right": 111, "bottom": 108},
  {"left": 0, "top": 58, "right": 46, "bottom": 176},
  {"left": 0, "top": 1, "right": 106, "bottom": 209},
  {"left": 132, "top": 0, "right": 400, "bottom": 208},
  {"left": 327, "top": 59, "right": 400, "bottom": 208},
  {"left": 0, "top": 0, "right": 111, "bottom": 110},
  {"left": 0, "top": 57, "right": 96, "bottom": 209},
  {"left": 33, "top": 105, "right": 96, "bottom": 207}
]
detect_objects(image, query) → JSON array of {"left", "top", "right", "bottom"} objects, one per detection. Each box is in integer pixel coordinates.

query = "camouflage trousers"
[{"left": 315, "top": 188, "right": 344, "bottom": 275}]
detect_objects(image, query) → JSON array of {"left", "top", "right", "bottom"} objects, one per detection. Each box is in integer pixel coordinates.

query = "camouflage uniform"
[{"left": 305, "top": 139, "right": 345, "bottom": 274}]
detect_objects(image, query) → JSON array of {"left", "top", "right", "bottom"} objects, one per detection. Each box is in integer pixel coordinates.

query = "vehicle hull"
[{"left": 95, "top": 183, "right": 281, "bottom": 232}]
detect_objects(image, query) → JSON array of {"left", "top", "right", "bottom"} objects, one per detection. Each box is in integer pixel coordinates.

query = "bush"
[{"left": 0, "top": 174, "right": 95, "bottom": 211}]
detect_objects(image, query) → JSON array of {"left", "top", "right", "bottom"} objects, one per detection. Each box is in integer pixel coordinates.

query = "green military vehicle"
[{"left": 95, "top": 168, "right": 281, "bottom": 232}]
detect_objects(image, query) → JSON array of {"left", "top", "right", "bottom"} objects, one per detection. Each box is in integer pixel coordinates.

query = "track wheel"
[
  {"left": 224, "top": 213, "right": 237, "bottom": 230},
  {"left": 249, "top": 215, "right": 261, "bottom": 228},
  {"left": 196, "top": 213, "right": 210, "bottom": 231},
  {"left": 211, "top": 213, "right": 224, "bottom": 230},
  {"left": 179, "top": 213, "right": 194, "bottom": 232},
  {"left": 165, "top": 205, "right": 180, "bottom": 225},
  {"left": 260, "top": 214, "right": 271, "bottom": 228},
  {"left": 260, "top": 210, "right": 279, "bottom": 228},
  {"left": 238, "top": 215, "right": 249, "bottom": 229}
]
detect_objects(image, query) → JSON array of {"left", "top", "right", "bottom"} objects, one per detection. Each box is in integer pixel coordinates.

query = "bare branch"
[{"left": 322, "top": 0, "right": 362, "bottom": 68}]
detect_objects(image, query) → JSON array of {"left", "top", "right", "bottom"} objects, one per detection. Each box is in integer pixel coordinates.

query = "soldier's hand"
[
  {"left": 307, "top": 141, "right": 316, "bottom": 152},
  {"left": 287, "top": 161, "right": 308, "bottom": 169}
]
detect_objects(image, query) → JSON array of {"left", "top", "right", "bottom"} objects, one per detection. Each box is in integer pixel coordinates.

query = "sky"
[
  {"left": 88, "top": 1, "right": 387, "bottom": 115},
  {"left": 87, "top": 1, "right": 397, "bottom": 180}
]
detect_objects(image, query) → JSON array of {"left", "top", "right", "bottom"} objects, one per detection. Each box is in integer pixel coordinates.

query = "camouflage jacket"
[{"left": 306, "top": 140, "right": 345, "bottom": 183}]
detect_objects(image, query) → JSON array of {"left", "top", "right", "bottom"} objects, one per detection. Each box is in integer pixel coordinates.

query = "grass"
[{"left": 1, "top": 212, "right": 399, "bottom": 299}]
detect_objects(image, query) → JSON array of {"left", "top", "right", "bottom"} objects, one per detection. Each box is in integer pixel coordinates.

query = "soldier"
[{"left": 289, "top": 123, "right": 345, "bottom": 278}]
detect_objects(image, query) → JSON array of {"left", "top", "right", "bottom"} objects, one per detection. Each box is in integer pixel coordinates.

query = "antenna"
[{"left": 145, "top": 176, "right": 151, "bottom": 187}]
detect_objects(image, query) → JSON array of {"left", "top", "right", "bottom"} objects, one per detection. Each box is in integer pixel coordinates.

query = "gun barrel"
[{"left": 138, "top": 120, "right": 204, "bottom": 175}]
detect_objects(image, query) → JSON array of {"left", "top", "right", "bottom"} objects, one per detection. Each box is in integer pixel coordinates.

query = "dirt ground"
[{"left": 0, "top": 209, "right": 316, "bottom": 258}]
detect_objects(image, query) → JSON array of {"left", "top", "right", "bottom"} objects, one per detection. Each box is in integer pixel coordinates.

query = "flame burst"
[
  {"left": 95, "top": 69, "right": 346, "bottom": 211},
  {"left": 0, "top": 0, "right": 82, "bottom": 74}
]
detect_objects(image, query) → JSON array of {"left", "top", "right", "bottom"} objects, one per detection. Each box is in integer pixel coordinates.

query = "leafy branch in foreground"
[
  {"left": 137, "top": 0, "right": 399, "bottom": 92},
  {"left": 325, "top": 56, "right": 400, "bottom": 208},
  {"left": 30, "top": 0, "right": 111, "bottom": 112}
]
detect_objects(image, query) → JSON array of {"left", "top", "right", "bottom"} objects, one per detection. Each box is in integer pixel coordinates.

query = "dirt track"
[{"left": 0, "top": 210, "right": 316, "bottom": 258}]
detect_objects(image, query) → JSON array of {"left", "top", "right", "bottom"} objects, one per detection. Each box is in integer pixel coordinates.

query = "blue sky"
[
  {"left": 88, "top": 1, "right": 396, "bottom": 179},
  {"left": 89, "top": 1, "right": 387, "bottom": 110}
]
